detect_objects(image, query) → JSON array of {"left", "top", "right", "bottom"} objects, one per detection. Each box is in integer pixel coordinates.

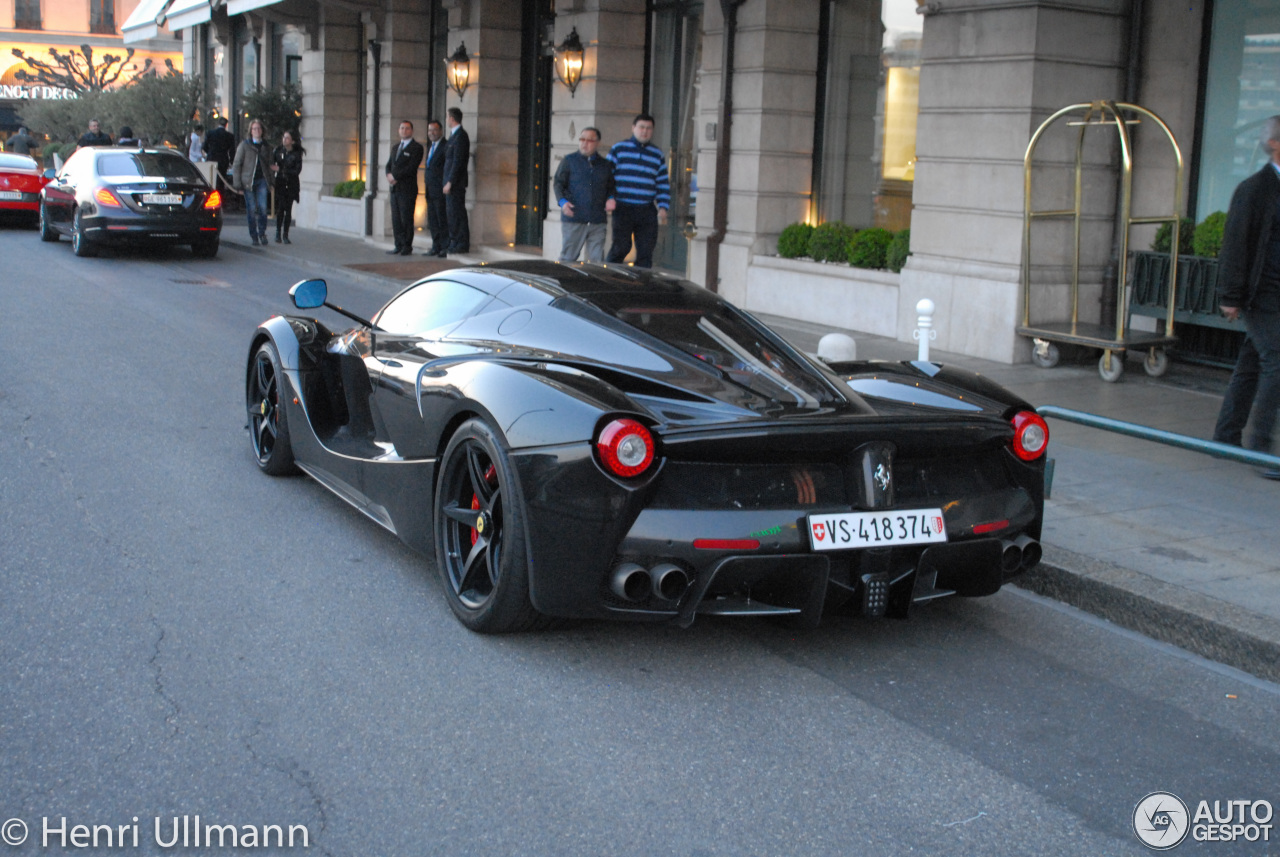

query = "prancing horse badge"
[{"left": 874, "top": 463, "right": 891, "bottom": 492}]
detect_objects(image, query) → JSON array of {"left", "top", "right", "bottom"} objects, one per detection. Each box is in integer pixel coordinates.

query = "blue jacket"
[{"left": 553, "top": 151, "right": 615, "bottom": 224}]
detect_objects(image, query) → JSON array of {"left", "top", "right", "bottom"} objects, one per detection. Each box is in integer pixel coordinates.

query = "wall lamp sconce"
[
  {"left": 445, "top": 42, "right": 471, "bottom": 98},
  {"left": 553, "top": 27, "right": 585, "bottom": 96}
]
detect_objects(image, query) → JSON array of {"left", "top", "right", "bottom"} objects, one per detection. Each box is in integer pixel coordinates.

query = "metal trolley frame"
[{"left": 1018, "top": 100, "right": 1184, "bottom": 382}]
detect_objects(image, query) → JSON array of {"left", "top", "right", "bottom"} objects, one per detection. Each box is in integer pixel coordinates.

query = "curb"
[{"left": 1015, "top": 545, "right": 1280, "bottom": 684}]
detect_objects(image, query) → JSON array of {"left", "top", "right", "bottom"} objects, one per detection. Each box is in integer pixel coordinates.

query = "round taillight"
[
  {"left": 596, "top": 418, "right": 655, "bottom": 478},
  {"left": 1011, "top": 410, "right": 1049, "bottom": 461}
]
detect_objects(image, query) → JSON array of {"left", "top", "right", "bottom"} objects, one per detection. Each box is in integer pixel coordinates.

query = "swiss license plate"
[
  {"left": 807, "top": 508, "right": 947, "bottom": 551},
  {"left": 143, "top": 193, "right": 182, "bottom": 205},
  {"left": 0, "top": 190, "right": 21, "bottom": 200}
]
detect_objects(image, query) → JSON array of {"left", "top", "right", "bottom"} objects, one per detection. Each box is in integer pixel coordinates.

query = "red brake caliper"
[{"left": 469, "top": 464, "right": 497, "bottom": 547}]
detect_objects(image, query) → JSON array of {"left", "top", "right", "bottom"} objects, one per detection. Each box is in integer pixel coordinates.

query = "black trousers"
[
  {"left": 447, "top": 186, "right": 469, "bottom": 253},
  {"left": 427, "top": 189, "right": 449, "bottom": 252},
  {"left": 390, "top": 188, "right": 417, "bottom": 251},
  {"left": 608, "top": 203, "right": 659, "bottom": 268}
]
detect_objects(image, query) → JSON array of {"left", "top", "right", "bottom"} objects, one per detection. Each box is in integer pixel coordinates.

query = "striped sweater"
[{"left": 607, "top": 137, "right": 670, "bottom": 209}]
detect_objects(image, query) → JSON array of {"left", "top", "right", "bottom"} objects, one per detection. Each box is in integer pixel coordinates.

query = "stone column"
[
  {"left": 294, "top": 5, "right": 361, "bottom": 230},
  {"left": 542, "top": 0, "right": 647, "bottom": 262},
  {"left": 689, "top": 0, "right": 821, "bottom": 303},
  {"left": 898, "top": 0, "right": 1129, "bottom": 363},
  {"left": 370, "top": 2, "right": 430, "bottom": 245},
  {"left": 440, "top": 0, "right": 523, "bottom": 248}
]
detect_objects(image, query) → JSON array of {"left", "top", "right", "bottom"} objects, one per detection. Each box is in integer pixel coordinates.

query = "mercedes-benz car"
[
  {"left": 246, "top": 261, "right": 1049, "bottom": 633},
  {"left": 39, "top": 146, "right": 222, "bottom": 257}
]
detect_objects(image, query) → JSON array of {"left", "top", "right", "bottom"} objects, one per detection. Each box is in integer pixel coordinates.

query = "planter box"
[
  {"left": 744, "top": 255, "right": 900, "bottom": 338},
  {"left": 316, "top": 195, "right": 364, "bottom": 235},
  {"left": 1130, "top": 250, "right": 1243, "bottom": 366}
]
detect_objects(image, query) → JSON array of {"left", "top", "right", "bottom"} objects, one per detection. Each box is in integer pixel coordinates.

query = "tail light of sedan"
[
  {"left": 94, "top": 187, "right": 122, "bottom": 207},
  {"left": 595, "top": 418, "right": 656, "bottom": 478},
  {"left": 204, "top": 190, "right": 222, "bottom": 209},
  {"left": 1010, "top": 410, "right": 1049, "bottom": 461}
]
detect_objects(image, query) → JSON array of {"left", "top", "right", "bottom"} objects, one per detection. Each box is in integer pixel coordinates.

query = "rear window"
[
  {"left": 96, "top": 152, "right": 204, "bottom": 183},
  {"left": 603, "top": 297, "right": 835, "bottom": 407},
  {"left": 0, "top": 153, "right": 38, "bottom": 170}
]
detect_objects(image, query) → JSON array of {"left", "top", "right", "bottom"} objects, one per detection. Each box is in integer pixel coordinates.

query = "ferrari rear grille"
[
  {"left": 650, "top": 462, "right": 845, "bottom": 509},
  {"left": 893, "top": 450, "right": 1010, "bottom": 503}
]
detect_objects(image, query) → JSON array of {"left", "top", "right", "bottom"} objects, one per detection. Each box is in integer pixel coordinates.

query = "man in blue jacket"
[
  {"left": 553, "top": 127, "right": 615, "bottom": 263},
  {"left": 607, "top": 114, "right": 669, "bottom": 268}
]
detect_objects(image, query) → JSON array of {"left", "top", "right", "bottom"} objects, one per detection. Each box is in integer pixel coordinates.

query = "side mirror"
[
  {"left": 290, "top": 278, "right": 327, "bottom": 309},
  {"left": 42, "top": 168, "right": 56, "bottom": 179}
]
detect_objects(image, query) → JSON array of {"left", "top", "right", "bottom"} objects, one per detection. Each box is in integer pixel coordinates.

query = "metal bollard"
[{"left": 912, "top": 298, "right": 937, "bottom": 362}]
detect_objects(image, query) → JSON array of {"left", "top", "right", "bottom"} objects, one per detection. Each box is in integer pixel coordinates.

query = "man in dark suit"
[
  {"left": 204, "top": 118, "right": 236, "bottom": 186},
  {"left": 421, "top": 119, "right": 449, "bottom": 257},
  {"left": 385, "top": 120, "right": 424, "bottom": 255},
  {"left": 443, "top": 107, "right": 470, "bottom": 254}
]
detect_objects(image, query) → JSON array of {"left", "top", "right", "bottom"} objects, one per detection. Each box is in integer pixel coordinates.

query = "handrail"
[{"left": 1037, "top": 406, "right": 1280, "bottom": 468}]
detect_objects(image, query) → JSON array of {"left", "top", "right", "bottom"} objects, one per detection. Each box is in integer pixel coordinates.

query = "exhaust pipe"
[
  {"left": 649, "top": 563, "right": 689, "bottom": 602},
  {"left": 611, "top": 562, "right": 650, "bottom": 602},
  {"left": 1014, "top": 535, "right": 1042, "bottom": 570},
  {"left": 1000, "top": 539, "right": 1023, "bottom": 575}
]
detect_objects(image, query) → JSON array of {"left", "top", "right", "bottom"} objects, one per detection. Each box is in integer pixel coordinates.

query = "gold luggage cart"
[{"left": 1018, "top": 101, "right": 1184, "bottom": 382}]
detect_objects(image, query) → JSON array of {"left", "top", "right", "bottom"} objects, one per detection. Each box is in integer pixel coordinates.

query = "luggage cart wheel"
[
  {"left": 1143, "top": 347, "right": 1169, "bottom": 378},
  {"left": 1098, "top": 349, "right": 1125, "bottom": 382},
  {"left": 1031, "top": 339, "right": 1060, "bottom": 369}
]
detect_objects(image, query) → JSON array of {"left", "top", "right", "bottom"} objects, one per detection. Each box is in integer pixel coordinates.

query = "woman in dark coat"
[{"left": 271, "top": 130, "right": 304, "bottom": 243}]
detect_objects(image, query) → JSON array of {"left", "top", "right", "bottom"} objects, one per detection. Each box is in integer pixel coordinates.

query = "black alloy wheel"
[
  {"left": 38, "top": 204, "right": 57, "bottom": 241},
  {"left": 71, "top": 209, "right": 97, "bottom": 257},
  {"left": 434, "top": 418, "right": 542, "bottom": 633},
  {"left": 247, "top": 341, "right": 297, "bottom": 475}
]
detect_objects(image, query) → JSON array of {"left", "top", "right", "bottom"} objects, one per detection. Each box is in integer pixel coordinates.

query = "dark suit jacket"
[
  {"left": 385, "top": 138, "right": 424, "bottom": 196},
  {"left": 444, "top": 126, "right": 470, "bottom": 190},
  {"left": 424, "top": 138, "right": 446, "bottom": 196},
  {"left": 1218, "top": 164, "right": 1280, "bottom": 310}
]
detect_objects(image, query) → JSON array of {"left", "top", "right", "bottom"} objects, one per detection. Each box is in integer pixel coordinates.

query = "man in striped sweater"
[{"left": 606, "top": 113, "right": 670, "bottom": 268}]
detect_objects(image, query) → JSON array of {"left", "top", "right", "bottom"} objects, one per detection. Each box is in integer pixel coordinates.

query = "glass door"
[{"left": 648, "top": 0, "right": 703, "bottom": 274}]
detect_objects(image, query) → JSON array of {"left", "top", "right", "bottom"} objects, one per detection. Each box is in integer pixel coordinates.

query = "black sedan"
[
  {"left": 246, "top": 262, "right": 1049, "bottom": 633},
  {"left": 39, "top": 146, "right": 222, "bottom": 257}
]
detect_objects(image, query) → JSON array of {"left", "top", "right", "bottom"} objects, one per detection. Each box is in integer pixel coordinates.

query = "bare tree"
[{"left": 11, "top": 44, "right": 173, "bottom": 93}]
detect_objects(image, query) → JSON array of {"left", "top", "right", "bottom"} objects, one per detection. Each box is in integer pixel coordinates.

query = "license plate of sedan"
[
  {"left": 143, "top": 193, "right": 182, "bottom": 205},
  {"left": 0, "top": 190, "right": 21, "bottom": 200},
  {"left": 807, "top": 509, "right": 947, "bottom": 551}
]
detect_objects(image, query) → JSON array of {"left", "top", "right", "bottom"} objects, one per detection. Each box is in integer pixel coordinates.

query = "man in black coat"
[
  {"left": 421, "top": 119, "right": 449, "bottom": 257},
  {"left": 1213, "top": 114, "right": 1280, "bottom": 478},
  {"left": 443, "top": 107, "right": 470, "bottom": 254},
  {"left": 385, "top": 120, "right": 424, "bottom": 255},
  {"left": 205, "top": 118, "right": 236, "bottom": 185}
]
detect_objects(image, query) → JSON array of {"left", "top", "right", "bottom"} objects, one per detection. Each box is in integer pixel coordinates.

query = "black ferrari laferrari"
[{"left": 246, "top": 261, "right": 1048, "bottom": 633}]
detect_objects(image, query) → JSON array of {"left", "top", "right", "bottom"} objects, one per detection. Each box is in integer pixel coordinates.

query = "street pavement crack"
[
  {"left": 148, "top": 617, "right": 181, "bottom": 739},
  {"left": 244, "top": 724, "right": 334, "bottom": 857}
]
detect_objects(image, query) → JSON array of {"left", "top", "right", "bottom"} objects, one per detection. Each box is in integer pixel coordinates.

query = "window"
[
  {"left": 813, "top": 0, "right": 920, "bottom": 231},
  {"left": 375, "top": 281, "right": 489, "bottom": 336},
  {"left": 1197, "top": 3, "right": 1280, "bottom": 216},
  {"left": 96, "top": 152, "right": 204, "bottom": 182},
  {"left": 90, "top": 0, "right": 116, "bottom": 34},
  {"left": 14, "top": 0, "right": 41, "bottom": 30}
]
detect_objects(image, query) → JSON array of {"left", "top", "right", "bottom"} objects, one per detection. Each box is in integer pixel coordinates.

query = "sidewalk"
[{"left": 225, "top": 218, "right": 1280, "bottom": 682}]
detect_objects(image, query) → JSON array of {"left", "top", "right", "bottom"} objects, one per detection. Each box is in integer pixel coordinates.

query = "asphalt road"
[{"left": 2, "top": 224, "right": 1278, "bottom": 857}]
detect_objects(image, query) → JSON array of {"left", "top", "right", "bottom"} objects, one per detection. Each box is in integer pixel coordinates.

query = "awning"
[
  {"left": 121, "top": 0, "right": 172, "bottom": 43},
  {"left": 163, "top": 0, "right": 214, "bottom": 31},
  {"left": 226, "top": 0, "right": 281, "bottom": 14}
]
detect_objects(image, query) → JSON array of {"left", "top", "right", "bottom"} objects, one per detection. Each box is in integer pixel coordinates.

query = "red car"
[{"left": 0, "top": 152, "right": 50, "bottom": 219}]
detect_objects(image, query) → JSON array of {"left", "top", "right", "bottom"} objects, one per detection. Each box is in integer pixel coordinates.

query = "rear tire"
[
  {"left": 247, "top": 341, "right": 297, "bottom": 475},
  {"left": 434, "top": 418, "right": 544, "bottom": 633},
  {"left": 38, "top": 204, "right": 58, "bottom": 241},
  {"left": 71, "top": 210, "right": 97, "bottom": 257}
]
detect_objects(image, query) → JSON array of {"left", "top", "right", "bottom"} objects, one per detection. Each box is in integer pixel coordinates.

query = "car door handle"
[{"left": 377, "top": 358, "right": 403, "bottom": 368}]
